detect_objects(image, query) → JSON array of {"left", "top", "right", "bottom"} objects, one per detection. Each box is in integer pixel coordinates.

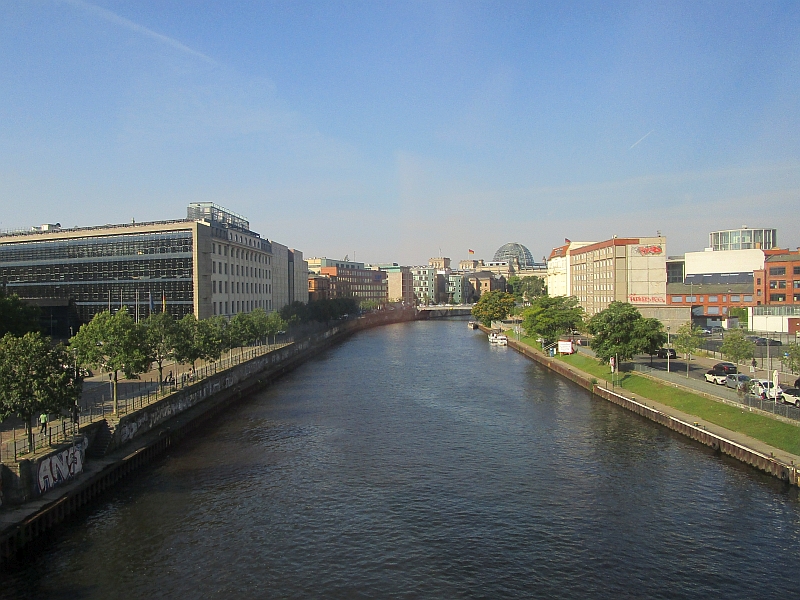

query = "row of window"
[
  {"left": 769, "top": 294, "right": 800, "bottom": 302},
  {"left": 671, "top": 295, "right": 753, "bottom": 303},
  {"left": 213, "top": 260, "right": 271, "bottom": 279},
  {"left": 768, "top": 280, "right": 800, "bottom": 289},
  {"left": 212, "top": 299, "right": 272, "bottom": 315},
  {"left": 767, "top": 266, "right": 800, "bottom": 276},
  {"left": 212, "top": 280, "right": 272, "bottom": 295}
]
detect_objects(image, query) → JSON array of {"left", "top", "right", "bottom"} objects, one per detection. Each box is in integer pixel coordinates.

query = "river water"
[{"left": 3, "top": 319, "right": 800, "bottom": 598}]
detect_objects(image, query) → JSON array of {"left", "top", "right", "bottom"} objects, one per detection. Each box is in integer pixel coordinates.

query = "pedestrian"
[
  {"left": 794, "top": 376, "right": 800, "bottom": 389},
  {"left": 39, "top": 412, "right": 48, "bottom": 435}
]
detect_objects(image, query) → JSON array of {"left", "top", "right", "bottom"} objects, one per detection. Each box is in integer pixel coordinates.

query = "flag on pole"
[
  {"left": 162, "top": 291, "right": 166, "bottom": 312},
  {"left": 468, "top": 249, "right": 475, "bottom": 254}
]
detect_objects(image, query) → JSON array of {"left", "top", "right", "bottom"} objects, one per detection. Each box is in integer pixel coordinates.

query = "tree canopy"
[
  {"left": 720, "top": 329, "right": 755, "bottom": 365},
  {"left": 672, "top": 322, "right": 704, "bottom": 377},
  {"left": 636, "top": 317, "right": 668, "bottom": 364},
  {"left": 521, "top": 296, "right": 584, "bottom": 345},
  {"left": 0, "top": 291, "right": 41, "bottom": 337},
  {"left": 71, "top": 308, "right": 151, "bottom": 413},
  {"left": 0, "top": 332, "right": 82, "bottom": 450},
  {"left": 587, "top": 302, "right": 646, "bottom": 364},
  {"left": 507, "top": 276, "right": 547, "bottom": 303},
  {"left": 471, "top": 291, "right": 516, "bottom": 327}
]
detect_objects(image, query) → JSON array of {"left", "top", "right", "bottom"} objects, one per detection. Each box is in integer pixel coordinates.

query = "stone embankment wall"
[
  {"left": 479, "top": 325, "right": 799, "bottom": 487},
  {"left": 0, "top": 309, "right": 417, "bottom": 562}
]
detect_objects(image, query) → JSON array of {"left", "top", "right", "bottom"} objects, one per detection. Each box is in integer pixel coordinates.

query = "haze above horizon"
[{"left": 1, "top": 1, "right": 798, "bottom": 264}]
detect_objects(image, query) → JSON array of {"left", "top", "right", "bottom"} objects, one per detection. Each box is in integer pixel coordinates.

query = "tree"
[
  {"left": 720, "top": 329, "right": 755, "bottom": 366},
  {"left": 587, "top": 302, "right": 644, "bottom": 365},
  {"left": 265, "top": 311, "right": 288, "bottom": 345},
  {"left": 507, "top": 276, "right": 547, "bottom": 303},
  {"left": 228, "top": 312, "right": 256, "bottom": 357},
  {"left": 71, "top": 308, "right": 150, "bottom": 414},
  {"left": 783, "top": 342, "right": 800, "bottom": 374},
  {"left": 173, "top": 314, "right": 224, "bottom": 370},
  {"left": 521, "top": 296, "right": 584, "bottom": 345},
  {"left": 636, "top": 318, "right": 668, "bottom": 365},
  {"left": 471, "top": 291, "right": 516, "bottom": 327},
  {"left": 672, "top": 322, "right": 703, "bottom": 378},
  {"left": 729, "top": 307, "right": 748, "bottom": 329},
  {"left": 0, "top": 332, "right": 83, "bottom": 450},
  {"left": 142, "top": 311, "right": 179, "bottom": 388},
  {"left": 0, "top": 291, "right": 41, "bottom": 337}
]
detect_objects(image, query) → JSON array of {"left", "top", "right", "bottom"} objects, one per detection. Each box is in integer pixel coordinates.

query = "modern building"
[
  {"left": 447, "top": 273, "right": 472, "bottom": 304},
  {"left": 307, "top": 257, "right": 364, "bottom": 274},
  {"left": 320, "top": 265, "right": 387, "bottom": 305},
  {"left": 379, "top": 265, "right": 414, "bottom": 304},
  {"left": 665, "top": 248, "right": 764, "bottom": 324},
  {"left": 411, "top": 266, "right": 438, "bottom": 304},
  {"left": 709, "top": 227, "right": 776, "bottom": 252},
  {"left": 0, "top": 203, "right": 306, "bottom": 335},
  {"left": 493, "top": 242, "right": 536, "bottom": 269}
]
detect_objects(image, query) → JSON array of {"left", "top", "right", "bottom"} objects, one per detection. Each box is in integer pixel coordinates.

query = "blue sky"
[{"left": 1, "top": 1, "right": 798, "bottom": 265}]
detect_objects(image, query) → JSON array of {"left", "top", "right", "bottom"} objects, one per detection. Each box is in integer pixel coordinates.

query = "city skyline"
[{"left": 2, "top": 1, "right": 799, "bottom": 264}]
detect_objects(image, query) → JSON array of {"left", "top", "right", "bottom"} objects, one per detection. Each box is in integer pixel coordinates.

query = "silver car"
[{"left": 726, "top": 373, "right": 751, "bottom": 390}]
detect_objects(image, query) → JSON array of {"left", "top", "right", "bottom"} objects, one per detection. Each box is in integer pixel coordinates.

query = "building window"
[
  {"left": 757, "top": 278, "right": 761, "bottom": 285},
  {"left": 686, "top": 296, "right": 696, "bottom": 302},
  {"left": 671, "top": 296, "right": 683, "bottom": 302},
  {"left": 769, "top": 280, "right": 786, "bottom": 289},
  {"left": 722, "top": 307, "right": 728, "bottom": 313},
  {"left": 213, "top": 280, "right": 216, "bottom": 293},
  {"left": 795, "top": 294, "right": 800, "bottom": 302},
  {"left": 213, "top": 302, "right": 217, "bottom": 315},
  {"left": 769, "top": 267, "right": 786, "bottom": 276},
  {"left": 743, "top": 295, "right": 753, "bottom": 302},
  {"left": 707, "top": 306, "right": 720, "bottom": 315},
  {"left": 770, "top": 294, "right": 786, "bottom": 302},
  {"left": 731, "top": 295, "right": 740, "bottom": 302},
  {"left": 794, "top": 266, "right": 800, "bottom": 275},
  {"left": 708, "top": 295, "right": 718, "bottom": 302}
]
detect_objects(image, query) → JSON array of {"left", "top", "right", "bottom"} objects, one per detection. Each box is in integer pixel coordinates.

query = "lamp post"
[{"left": 667, "top": 325, "right": 671, "bottom": 373}]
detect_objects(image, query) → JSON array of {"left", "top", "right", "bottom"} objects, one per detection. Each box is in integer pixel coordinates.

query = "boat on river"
[
  {"left": 468, "top": 321, "right": 479, "bottom": 329},
  {"left": 488, "top": 331, "right": 508, "bottom": 345}
]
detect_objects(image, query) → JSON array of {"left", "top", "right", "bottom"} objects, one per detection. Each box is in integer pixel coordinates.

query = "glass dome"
[{"left": 493, "top": 242, "right": 535, "bottom": 268}]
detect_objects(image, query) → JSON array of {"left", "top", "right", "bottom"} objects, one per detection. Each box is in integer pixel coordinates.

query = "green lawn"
[{"left": 515, "top": 336, "right": 800, "bottom": 456}]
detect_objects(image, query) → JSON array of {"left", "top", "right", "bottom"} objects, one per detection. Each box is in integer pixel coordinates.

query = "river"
[{"left": 3, "top": 319, "right": 800, "bottom": 598}]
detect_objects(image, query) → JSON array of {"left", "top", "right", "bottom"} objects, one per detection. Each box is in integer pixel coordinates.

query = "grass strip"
[{"left": 515, "top": 336, "right": 800, "bottom": 456}]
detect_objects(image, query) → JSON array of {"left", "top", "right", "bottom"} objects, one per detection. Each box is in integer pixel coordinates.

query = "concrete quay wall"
[
  {"left": 0, "top": 310, "right": 417, "bottom": 563},
  {"left": 478, "top": 325, "right": 799, "bottom": 488}
]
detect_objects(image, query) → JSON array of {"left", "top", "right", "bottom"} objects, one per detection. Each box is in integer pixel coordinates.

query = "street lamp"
[{"left": 667, "top": 325, "right": 671, "bottom": 373}]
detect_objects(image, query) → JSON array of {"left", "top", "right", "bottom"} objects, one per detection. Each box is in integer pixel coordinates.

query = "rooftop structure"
[{"left": 709, "top": 227, "right": 776, "bottom": 252}]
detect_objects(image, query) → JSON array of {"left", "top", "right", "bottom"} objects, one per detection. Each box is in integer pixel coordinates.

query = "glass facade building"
[{"left": 709, "top": 228, "right": 776, "bottom": 251}]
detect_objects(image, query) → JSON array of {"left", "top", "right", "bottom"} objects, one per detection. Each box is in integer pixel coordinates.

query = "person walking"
[{"left": 39, "top": 412, "right": 48, "bottom": 435}]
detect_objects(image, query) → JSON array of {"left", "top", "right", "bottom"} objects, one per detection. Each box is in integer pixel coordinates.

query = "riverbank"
[
  {"left": 479, "top": 325, "right": 800, "bottom": 487},
  {"left": 0, "top": 309, "right": 418, "bottom": 563}
]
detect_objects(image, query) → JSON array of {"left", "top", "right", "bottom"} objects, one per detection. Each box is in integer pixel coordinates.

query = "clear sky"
[{"left": 1, "top": 1, "right": 799, "bottom": 265}]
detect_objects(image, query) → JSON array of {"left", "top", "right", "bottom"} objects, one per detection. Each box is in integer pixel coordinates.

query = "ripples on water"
[{"left": 3, "top": 320, "right": 800, "bottom": 599}]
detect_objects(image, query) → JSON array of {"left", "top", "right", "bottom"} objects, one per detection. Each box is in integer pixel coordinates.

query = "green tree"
[
  {"left": 0, "top": 332, "right": 83, "bottom": 450},
  {"left": 728, "top": 307, "right": 748, "bottom": 329},
  {"left": 521, "top": 296, "right": 584, "bottom": 345},
  {"left": 71, "top": 308, "right": 150, "bottom": 414},
  {"left": 636, "top": 317, "right": 668, "bottom": 365},
  {"left": 587, "top": 302, "right": 644, "bottom": 365},
  {"left": 174, "top": 314, "right": 224, "bottom": 370},
  {"left": 265, "top": 311, "right": 288, "bottom": 345},
  {"left": 720, "top": 329, "right": 755, "bottom": 366},
  {"left": 0, "top": 291, "right": 41, "bottom": 337},
  {"left": 228, "top": 312, "right": 256, "bottom": 357},
  {"left": 672, "top": 322, "right": 703, "bottom": 378},
  {"left": 783, "top": 342, "right": 800, "bottom": 374},
  {"left": 507, "top": 276, "right": 547, "bottom": 303},
  {"left": 471, "top": 291, "right": 517, "bottom": 327},
  {"left": 142, "top": 311, "right": 179, "bottom": 388}
]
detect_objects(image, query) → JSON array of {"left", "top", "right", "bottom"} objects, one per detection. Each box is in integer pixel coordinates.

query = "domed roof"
[{"left": 493, "top": 242, "right": 534, "bottom": 268}]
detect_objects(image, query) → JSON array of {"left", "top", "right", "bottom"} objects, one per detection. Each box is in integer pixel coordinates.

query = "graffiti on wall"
[{"left": 37, "top": 437, "right": 89, "bottom": 495}]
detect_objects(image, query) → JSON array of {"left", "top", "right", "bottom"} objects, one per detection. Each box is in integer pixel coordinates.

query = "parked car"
[
  {"left": 749, "top": 379, "right": 783, "bottom": 400},
  {"left": 705, "top": 369, "right": 727, "bottom": 385},
  {"left": 712, "top": 362, "right": 738, "bottom": 375},
  {"left": 725, "top": 373, "right": 751, "bottom": 390},
  {"left": 781, "top": 388, "right": 800, "bottom": 407},
  {"left": 699, "top": 328, "right": 712, "bottom": 335},
  {"left": 657, "top": 348, "right": 677, "bottom": 359}
]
